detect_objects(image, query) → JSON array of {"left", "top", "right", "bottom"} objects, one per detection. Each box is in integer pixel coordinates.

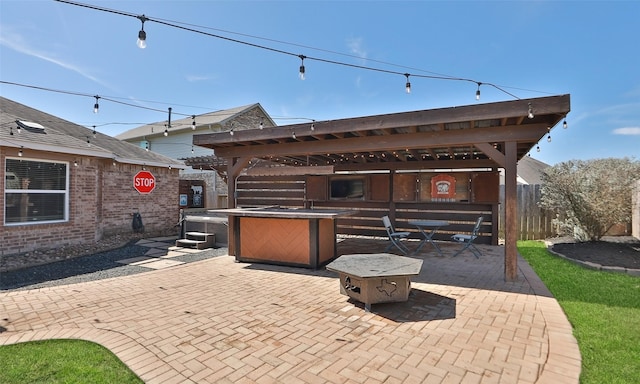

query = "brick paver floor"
[{"left": 0, "top": 238, "right": 581, "bottom": 383}]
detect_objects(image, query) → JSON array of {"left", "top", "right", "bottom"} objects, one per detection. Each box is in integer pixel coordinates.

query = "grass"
[
  {"left": 518, "top": 240, "right": 640, "bottom": 384},
  {"left": 0, "top": 339, "right": 142, "bottom": 384}
]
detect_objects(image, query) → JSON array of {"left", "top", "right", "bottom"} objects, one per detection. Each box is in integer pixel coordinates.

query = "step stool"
[{"left": 175, "top": 232, "right": 215, "bottom": 250}]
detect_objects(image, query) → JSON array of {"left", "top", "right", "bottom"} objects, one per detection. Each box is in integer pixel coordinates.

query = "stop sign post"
[{"left": 133, "top": 170, "right": 156, "bottom": 194}]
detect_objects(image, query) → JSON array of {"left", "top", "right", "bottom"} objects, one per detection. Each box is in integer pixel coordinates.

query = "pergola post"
[
  {"left": 504, "top": 141, "right": 518, "bottom": 281},
  {"left": 226, "top": 156, "right": 251, "bottom": 256}
]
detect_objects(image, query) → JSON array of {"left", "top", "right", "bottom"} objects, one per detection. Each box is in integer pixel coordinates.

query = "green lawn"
[
  {"left": 518, "top": 240, "right": 640, "bottom": 384},
  {"left": 0, "top": 339, "right": 142, "bottom": 384}
]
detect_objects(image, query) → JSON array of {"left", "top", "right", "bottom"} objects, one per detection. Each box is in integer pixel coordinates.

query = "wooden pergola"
[{"left": 193, "top": 94, "right": 570, "bottom": 281}]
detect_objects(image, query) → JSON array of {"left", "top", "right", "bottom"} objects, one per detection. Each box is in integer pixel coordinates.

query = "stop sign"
[{"left": 133, "top": 170, "right": 156, "bottom": 194}]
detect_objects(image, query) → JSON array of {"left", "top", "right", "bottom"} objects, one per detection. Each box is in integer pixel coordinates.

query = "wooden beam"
[
  {"left": 333, "top": 159, "right": 498, "bottom": 172},
  {"left": 474, "top": 142, "right": 506, "bottom": 167},
  {"left": 208, "top": 124, "right": 550, "bottom": 159}
]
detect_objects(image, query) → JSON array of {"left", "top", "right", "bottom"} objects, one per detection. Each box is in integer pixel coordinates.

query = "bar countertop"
[{"left": 208, "top": 207, "right": 356, "bottom": 219}]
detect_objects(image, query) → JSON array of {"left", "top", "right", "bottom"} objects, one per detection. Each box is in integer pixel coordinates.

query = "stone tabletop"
[{"left": 326, "top": 253, "right": 423, "bottom": 278}]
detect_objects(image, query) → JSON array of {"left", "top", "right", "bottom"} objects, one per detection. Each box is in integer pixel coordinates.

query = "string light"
[
  {"left": 259, "top": 118, "right": 264, "bottom": 129},
  {"left": 10, "top": 127, "right": 14, "bottom": 135},
  {"left": 164, "top": 125, "right": 169, "bottom": 136},
  {"left": 404, "top": 73, "right": 411, "bottom": 94},
  {"left": 527, "top": 103, "right": 534, "bottom": 119},
  {"left": 536, "top": 144, "right": 540, "bottom": 152},
  {"left": 310, "top": 120, "right": 315, "bottom": 131},
  {"left": 92, "top": 125, "right": 97, "bottom": 137},
  {"left": 16, "top": 123, "right": 21, "bottom": 134},
  {"left": 476, "top": 82, "right": 482, "bottom": 100},
  {"left": 74, "top": 159, "right": 78, "bottom": 166},
  {"left": 298, "top": 55, "right": 306, "bottom": 80},
  {"left": 137, "top": 15, "right": 148, "bottom": 49},
  {"left": 292, "top": 130, "right": 296, "bottom": 139},
  {"left": 191, "top": 145, "right": 194, "bottom": 154},
  {"left": 563, "top": 117, "right": 568, "bottom": 129},
  {"left": 93, "top": 95, "right": 100, "bottom": 113},
  {"left": 192, "top": 115, "right": 196, "bottom": 130},
  {"left": 53, "top": 1, "right": 531, "bottom": 102},
  {"left": 18, "top": 146, "right": 23, "bottom": 157}
]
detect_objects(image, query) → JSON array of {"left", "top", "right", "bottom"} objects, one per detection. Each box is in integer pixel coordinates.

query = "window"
[
  {"left": 4, "top": 158, "right": 69, "bottom": 225},
  {"left": 330, "top": 177, "right": 364, "bottom": 199}
]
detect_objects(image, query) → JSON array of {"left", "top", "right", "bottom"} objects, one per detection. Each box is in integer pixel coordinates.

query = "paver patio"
[{"left": 0, "top": 238, "right": 580, "bottom": 383}]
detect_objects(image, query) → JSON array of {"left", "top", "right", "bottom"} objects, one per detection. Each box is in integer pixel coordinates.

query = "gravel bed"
[{"left": 0, "top": 244, "right": 228, "bottom": 292}]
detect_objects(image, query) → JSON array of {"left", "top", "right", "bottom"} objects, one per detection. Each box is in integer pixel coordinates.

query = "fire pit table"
[{"left": 326, "top": 253, "right": 423, "bottom": 312}]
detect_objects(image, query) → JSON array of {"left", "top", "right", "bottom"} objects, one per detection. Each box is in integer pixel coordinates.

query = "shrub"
[{"left": 539, "top": 157, "right": 640, "bottom": 241}]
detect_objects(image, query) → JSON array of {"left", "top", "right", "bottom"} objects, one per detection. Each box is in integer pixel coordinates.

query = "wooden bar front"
[{"left": 211, "top": 208, "right": 355, "bottom": 268}]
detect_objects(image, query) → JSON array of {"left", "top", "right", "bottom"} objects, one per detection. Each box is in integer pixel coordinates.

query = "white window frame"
[{"left": 4, "top": 157, "right": 70, "bottom": 226}]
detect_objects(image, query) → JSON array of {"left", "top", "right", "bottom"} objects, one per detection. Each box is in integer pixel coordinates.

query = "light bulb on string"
[
  {"left": 476, "top": 82, "right": 482, "bottom": 100},
  {"left": 18, "top": 146, "right": 23, "bottom": 157},
  {"left": 298, "top": 55, "right": 306, "bottom": 80},
  {"left": 93, "top": 95, "right": 100, "bottom": 113},
  {"left": 563, "top": 118, "right": 568, "bottom": 129},
  {"left": 192, "top": 115, "right": 196, "bottom": 130},
  {"left": 136, "top": 15, "right": 148, "bottom": 49},
  {"left": 527, "top": 103, "right": 534, "bottom": 119},
  {"left": 164, "top": 126, "right": 169, "bottom": 136},
  {"left": 545, "top": 125, "right": 552, "bottom": 142},
  {"left": 191, "top": 146, "right": 194, "bottom": 154},
  {"left": 10, "top": 127, "right": 14, "bottom": 135},
  {"left": 310, "top": 121, "right": 315, "bottom": 131},
  {"left": 404, "top": 73, "right": 411, "bottom": 94},
  {"left": 536, "top": 144, "right": 540, "bottom": 152},
  {"left": 292, "top": 130, "right": 296, "bottom": 139},
  {"left": 92, "top": 125, "right": 97, "bottom": 138},
  {"left": 259, "top": 118, "right": 264, "bottom": 129}
]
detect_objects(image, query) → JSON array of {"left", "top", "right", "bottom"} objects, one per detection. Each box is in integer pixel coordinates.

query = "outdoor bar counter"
[{"left": 210, "top": 207, "right": 356, "bottom": 268}]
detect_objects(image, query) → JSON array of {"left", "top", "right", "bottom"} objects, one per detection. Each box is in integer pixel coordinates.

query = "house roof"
[
  {"left": 498, "top": 156, "right": 551, "bottom": 185},
  {"left": 116, "top": 103, "right": 274, "bottom": 141},
  {"left": 192, "top": 95, "right": 571, "bottom": 173},
  {"left": 0, "top": 97, "right": 186, "bottom": 168}
]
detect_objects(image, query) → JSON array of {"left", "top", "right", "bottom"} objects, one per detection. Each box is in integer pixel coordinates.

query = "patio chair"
[
  {"left": 382, "top": 215, "right": 411, "bottom": 255},
  {"left": 451, "top": 216, "right": 483, "bottom": 258}
]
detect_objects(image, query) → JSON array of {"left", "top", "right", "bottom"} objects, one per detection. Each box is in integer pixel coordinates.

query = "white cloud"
[
  {"left": 0, "top": 27, "right": 107, "bottom": 87},
  {"left": 185, "top": 74, "right": 214, "bottom": 82},
  {"left": 346, "top": 37, "right": 367, "bottom": 60},
  {"left": 613, "top": 127, "right": 640, "bottom": 135}
]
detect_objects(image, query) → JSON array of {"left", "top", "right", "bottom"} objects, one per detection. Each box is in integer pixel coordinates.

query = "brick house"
[
  {"left": 1, "top": 97, "right": 187, "bottom": 256},
  {"left": 116, "top": 103, "right": 275, "bottom": 208}
]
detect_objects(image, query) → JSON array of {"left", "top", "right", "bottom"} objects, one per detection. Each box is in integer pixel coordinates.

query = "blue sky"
[{"left": 1, "top": 0, "right": 638, "bottom": 165}]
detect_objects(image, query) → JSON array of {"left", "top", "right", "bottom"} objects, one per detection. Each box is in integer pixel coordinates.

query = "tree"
[{"left": 539, "top": 157, "right": 640, "bottom": 241}]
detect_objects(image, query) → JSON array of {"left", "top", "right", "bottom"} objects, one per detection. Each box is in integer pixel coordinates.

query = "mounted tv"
[{"left": 330, "top": 178, "right": 364, "bottom": 199}]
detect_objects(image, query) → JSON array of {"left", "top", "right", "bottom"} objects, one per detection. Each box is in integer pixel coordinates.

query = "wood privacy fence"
[{"left": 498, "top": 184, "right": 557, "bottom": 240}]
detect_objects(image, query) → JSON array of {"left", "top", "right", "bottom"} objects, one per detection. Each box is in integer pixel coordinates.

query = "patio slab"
[{"left": 0, "top": 238, "right": 580, "bottom": 383}]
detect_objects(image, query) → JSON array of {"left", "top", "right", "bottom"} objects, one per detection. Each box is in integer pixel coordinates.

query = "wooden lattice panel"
[{"left": 239, "top": 217, "right": 310, "bottom": 264}]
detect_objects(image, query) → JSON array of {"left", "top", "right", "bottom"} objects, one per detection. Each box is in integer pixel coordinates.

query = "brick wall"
[
  {"left": 100, "top": 161, "right": 180, "bottom": 236},
  {"left": 1, "top": 147, "right": 180, "bottom": 256}
]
